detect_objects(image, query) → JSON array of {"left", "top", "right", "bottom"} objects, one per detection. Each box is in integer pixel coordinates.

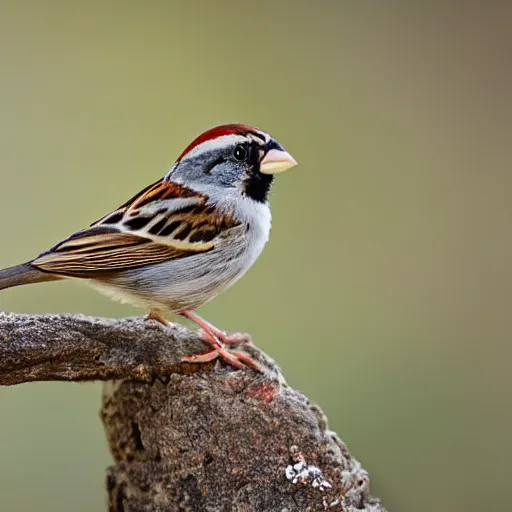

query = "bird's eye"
[{"left": 233, "top": 145, "right": 248, "bottom": 162}]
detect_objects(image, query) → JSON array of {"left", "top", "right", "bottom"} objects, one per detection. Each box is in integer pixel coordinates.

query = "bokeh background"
[{"left": 1, "top": 1, "right": 511, "bottom": 511}]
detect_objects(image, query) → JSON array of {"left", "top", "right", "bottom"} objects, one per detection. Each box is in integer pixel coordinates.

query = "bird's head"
[{"left": 166, "top": 124, "right": 297, "bottom": 202}]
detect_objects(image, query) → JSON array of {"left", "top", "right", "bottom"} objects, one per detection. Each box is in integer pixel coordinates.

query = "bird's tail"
[{"left": 0, "top": 262, "right": 61, "bottom": 291}]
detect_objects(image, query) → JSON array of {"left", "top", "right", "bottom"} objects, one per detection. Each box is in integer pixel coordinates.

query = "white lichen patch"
[
  {"left": 285, "top": 460, "right": 333, "bottom": 492},
  {"left": 323, "top": 497, "right": 341, "bottom": 509}
]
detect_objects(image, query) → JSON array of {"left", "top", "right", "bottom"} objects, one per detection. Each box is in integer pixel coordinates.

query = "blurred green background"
[{"left": 1, "top": 1, "right": 511, "bottom": 511}]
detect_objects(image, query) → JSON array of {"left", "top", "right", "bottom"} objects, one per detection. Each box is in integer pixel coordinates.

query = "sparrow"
[{"left": 0, "top": 124, "right": 297, "bottom": 371}]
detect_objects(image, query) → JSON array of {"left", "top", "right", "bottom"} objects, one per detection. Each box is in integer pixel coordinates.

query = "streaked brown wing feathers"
[
  {"left": 92, "top": 179, "right": 202, "bottom": 226},
  {"left": 145, "top": 202, "right": 240, "bottom": 242},
  {"left": 32, "top": 232, "right": 212, "bottom": 277},
  {"left": 34, "top": 179, "right": 241, "bottom": 278}
]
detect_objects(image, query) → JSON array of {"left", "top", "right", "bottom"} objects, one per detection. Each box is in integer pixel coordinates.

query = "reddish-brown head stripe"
[{"left": 178, "top": 124, "right": 261, "bottom": 160}]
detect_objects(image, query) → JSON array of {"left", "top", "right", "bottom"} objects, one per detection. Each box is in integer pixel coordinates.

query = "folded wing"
[{"left": 32, "top": 179, "right": 240, "bottom": 277}]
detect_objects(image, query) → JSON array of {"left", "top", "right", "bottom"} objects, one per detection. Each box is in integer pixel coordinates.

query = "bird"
[{"left": 0, "top": 124, "right": 297, "bottom": 371}]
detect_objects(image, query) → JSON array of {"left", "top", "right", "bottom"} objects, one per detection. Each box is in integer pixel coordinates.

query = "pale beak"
[{"left": 260, "top": 148, "right": 298, "bottom": 175}]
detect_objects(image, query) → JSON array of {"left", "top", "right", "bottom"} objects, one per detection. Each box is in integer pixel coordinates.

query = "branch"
[{"left": 0, "top": 312, "right": 386, "bottom": 512}]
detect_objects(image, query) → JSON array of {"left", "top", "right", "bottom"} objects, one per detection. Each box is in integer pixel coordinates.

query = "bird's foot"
[
  {"left": 200, "top": 329, "right": 250, "bottom": 347},
  {"left": 182, "top": 345, "right": 262, "bottom": 372},
  {"left": 145, "top": 311, "right": 170, "bottom": 329},
  {"left": 179, "top": 310, "right": 250, "bottom": 346},
  {"left": 179, "top": 310, "right": 261, "bottom": 372}
]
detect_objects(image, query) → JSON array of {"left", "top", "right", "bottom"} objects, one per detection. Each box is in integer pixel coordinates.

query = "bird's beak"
[{"left": 260, "top": 149, "right": 298, "bottom": 175}]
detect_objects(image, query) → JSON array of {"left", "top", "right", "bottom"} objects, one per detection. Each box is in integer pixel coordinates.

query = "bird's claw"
[
  {"left": 199, "top": 329, "right": 251, "bottom": 347},
  {"left": 144, "top": 311, "right": 170, "bottom": 329},
  {"left": 182, "top": 344, "right": 263, "bottom": 372}
]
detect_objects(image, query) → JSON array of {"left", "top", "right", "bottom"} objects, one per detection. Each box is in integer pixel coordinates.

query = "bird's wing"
[{"left": 32, "top": 179, "right": 240, "bottom": 277}]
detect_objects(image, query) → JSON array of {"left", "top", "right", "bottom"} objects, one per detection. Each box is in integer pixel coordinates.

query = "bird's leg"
[
  {"left": 145, "top": 311, "right": 169, "bottom": 327},
  {"left": 179, "top": 310, "right": 261, "bottom": 372},
  {"left": 180, "top": 310, "right": 250, "bottom": 347}
]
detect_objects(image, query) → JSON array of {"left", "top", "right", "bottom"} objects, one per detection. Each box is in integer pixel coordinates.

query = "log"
[{"left": 0, "top": 312, "right": 386, "bottom": 512}]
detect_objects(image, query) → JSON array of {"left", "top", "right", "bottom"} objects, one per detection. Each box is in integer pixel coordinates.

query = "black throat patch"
[{"left": 243, "top": 169, "right": 273, "bottom": 203}]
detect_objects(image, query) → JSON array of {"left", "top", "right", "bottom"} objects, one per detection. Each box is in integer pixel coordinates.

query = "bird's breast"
[{"left": 98, "top": 198, "right": 272, "bottom": 313}]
